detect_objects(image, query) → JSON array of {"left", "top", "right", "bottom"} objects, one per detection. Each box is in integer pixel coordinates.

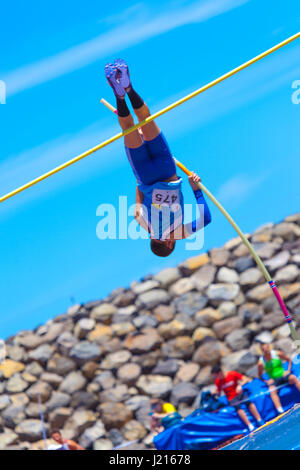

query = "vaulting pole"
[
  {"left": 100, "top": 98, "right": 300, "bottom": 351},
  {"left": 0, "top": 32, "right": 299, "bottom": 204}
]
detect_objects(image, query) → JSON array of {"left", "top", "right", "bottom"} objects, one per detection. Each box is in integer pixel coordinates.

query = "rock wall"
[{"left": 0, "top": 213, "right": 300, "bottom": 450}]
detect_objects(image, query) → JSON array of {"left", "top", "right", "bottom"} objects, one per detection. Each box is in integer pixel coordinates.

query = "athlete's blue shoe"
[
  {"left": 114, "top": 58, "right": 131, "bottom": 90},
  {"left": 104, "top": 62, "right": 125, "bottom": 98}
]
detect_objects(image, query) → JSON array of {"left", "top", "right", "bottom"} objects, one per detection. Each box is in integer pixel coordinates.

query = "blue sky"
[{"left": 0, "top": 0, "right": 299, "bottom": 339}]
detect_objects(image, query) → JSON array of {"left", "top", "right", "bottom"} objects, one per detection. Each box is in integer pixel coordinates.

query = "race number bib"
[{"left": 152, "top": 189, "right": 180, "bottom": 211}]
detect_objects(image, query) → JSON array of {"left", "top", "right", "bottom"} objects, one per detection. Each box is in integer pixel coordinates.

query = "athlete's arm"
[
  {"left": 66, "top": 440, "right": 85, "bottom": 450},
  {"left": 277, "top": 350, "right": 292, "bottom": 373},
  {"left": 134, "top": 186, "right": 144, "bottom": 220},
  {"left": 257, "top": 360, "right": 265, "bottom": 381},
  {"left": 182, "top": 172, "right": 212, "bottom": 239}
]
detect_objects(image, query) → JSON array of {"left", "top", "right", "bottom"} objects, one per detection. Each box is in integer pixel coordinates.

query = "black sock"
[
  {"left": 126, "top": 87, "right": 144, "bottom": 109},
  {"left": 116, "top": 97, "right": 130, "bottom": 117}
]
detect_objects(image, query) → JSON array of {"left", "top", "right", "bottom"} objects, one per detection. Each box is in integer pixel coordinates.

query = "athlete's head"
[
  {"left": 51, "top": 429, "right": 63, "bottom": 444},
  {"left": 211, "top": 365, "right": 224, "bottom": 380},
  {"left": 260, "top": 342, "right": 271, "bottom": 355},
  {"left": 151, "top": 239, "right": 175, "bottom": 257}
]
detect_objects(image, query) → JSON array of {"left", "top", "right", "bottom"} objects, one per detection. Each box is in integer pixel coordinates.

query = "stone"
[
  {"left": 99, "top": 403, "right": 133, "bottom": 430},
  {"left": 25, "top": 402, "right": 46, "bottom": 419},
  {"left": 16, "top": 333, "right": 42, "bottom": 350},
  {"left": 70, "top": 341, "right": 102, "bottom": 364},
  {"left": 191, "top": 264, "right": 217, "bottom": 292},
  {"left": 0, "top": 395, "right": 11, "bottom": 411},
  {"left": 213, "top": 317, "right": 243, "bottom": 340},
  {"left": 260, "top": 312, "right": 285, "bottom": 330},
  {"left": 22, "top": 372, "right": 37, "bottom": 384},
  {"left": 152, "top": 359, "right": 180, "bottom": 376},
  {"left": 6, "top": 373, "right": 28, "bottom": 393},
  {"left": 124, "top": 329, "right": 162, "bottom": 354},
  {"left": 46, "top": 391, "right": 71, "bottom": 411},
  {"left": 273, "top": 323, "right": 290, "bottom": 339},
  {"left": 0, "top": 431, "right": 18, "bottom": 449},
  {"left": 175, "top": 363, "right": 200, "bottom": 383},
  {"left": 81, "top": 361, "right": 99, "bottom": 380},
  {"left": 28, "top": 344, "right": 55, "bottom": 363},
  {"left": 221, "top": 349, "right": 249, "bottom": 371},
  {"left": 136, "top": 375, "right": 173, "bottom": 397},
  {"left": 195, "top": 366, "right": 213, "bottom": 386},
  {"left": 100, "top": 350, "right": 132, "bottom": 369},
  {"left": 265, "top": 251, "right": 290, "bottom": 271},
  {"left": 40, "top": 372, "right": 62, "bottom": 388},
  {"left": 174, "top": 292, "right": 208, "bottom": 316},
  {"left": 251, "top": 242, "right": 280, "bottom": 259},
  {"left": 70, "top": 391, "right": 98, "bottom": 410},
  {"left": 117, "top": 363, "right": 142, "bottom": 385},
  {"left": 179, "top": 253, "right": 209, "bottom": 275},
  {"left": 79, "top": 420, "right": 106, "bottom": 449},
  {"left": 217, "top": 301, "right": 237, "bottom": 319},
  {"left": 0, "top": 359, "right": 25, "bottom": 378},
  {"left": 276, "top": 265, "right": 299, "bottom": 283},
  {"left": 47, "top": 355, "right": 76, "bottom": 375},
  {"left": 169, "top": 278, "right": 194, "bottom": 296},
  {"left": 2, "top": 404, "right": 26, "bottom": 428},
  {"left": 153, "top": 305, "right": 175, "bottom": 323},
  {"left": 234, "top": 257, "right": 255, "bottom": 273},
  {"left": 90, "top": 303, "right": 117, "bottom": 323},
  {"left": 59, "top": 371, "right": 87, "bottom": 394},
  {"left": 154, "top": 267, "right": 181, "bottom": 288},
  {"left": 94, "top": 370, "right": 116, "bottom": 390},
  {"left": 158, "top": 319, "right": 188, "bottom": 339},
  {"left": 131, "top": 280, "right": 160, "bottom": 295},
  {"left": 161, "top": 337, "right": 195, "bottom": 360},
  {"left": 93, "top": 439, "right": 113, "bottom": 450},
  {"left": 112, "top": 305, "right": 137, "bottom": 323},
  {"left": 124, "top": 396, "right": 150, "bottom": 412},
  {"left": 133, "top": 315, "right": 158, "bottom": 329},
  {"left": 25, "top": 361, "right": 44, "bottom": 376},
  {"left": 278, "top": 283, "right": 300, "bottom": 300},
  {"left": 88, "top": 325, "right": 113, "bottom": 343},
  {"left": 122, "top": 420, "right": 147, "bottom": 441},
  {"left": 195, "top": 308, "right": 221, "bottom": 327},
  {"left": 233, "top": 243, "right": 250, "bottom": 257},
  {"left": 254, "top": 331, "right": 274, "bottom": 344},
  {"left": 193, "top": 340, "right": 225, "bottom": 366},
  {"left": 132, "top": 350, "right": 161, "bottom": 372},
  {"left": 274, "top": 338, "right": 295, "bottom": 356},
  {"left": 273, "top": 222, "right": 300, "bottom": 240},
  {"left": 38, "top": 323, "right": 64, "bottom": 344},
  {"left": 240, "top": 268, "right": 263, "bottom": 286},
  {"left": 6, "top": 345, "right": 26, "bottom": 362},
  {"left": 65, "top": 409, "right": 97, "bottom": 435},
  {"left": 74, "top": 318, "right": 95, "bottom": 339},
  {"left": 217, "top": 267, "right": 239, "bottom": 283},
  {"left": 225, "top": 328, "right": 251, "bottom": 351},
  {"left": 238, "top": 303, "right": 263, "bottom": 324},
  {"left": 171, "top": 382, "right": 199, "bottom": 407},
  {"left": 210, "top": 248, "right": 230, "bottom": 266},
  {"left": 246, "top": 284, "right": 273, "bottom": 302},
  {"left": 137, "top": 289, "right": 171, "bottom": 309},
  {"left": 49, "top": 407, "right": 72, "bottom": 429},
  {"left": 27, "top": 381, "right": 52, "bottom": 403},
  {"left": 112, "top": 291, "right": 136, "bottom": 308},
  {"left": 111, "top": 322, "right": 135, "bottom": 337},
  {"left": 192, "top": 327, "right": 216, "bottom": 344},
  {"left": 15, "top": 420, "right": 49, "bottom": 442},
  {"left": 207, "top": 284, "right": 240, "bottom": 301}
]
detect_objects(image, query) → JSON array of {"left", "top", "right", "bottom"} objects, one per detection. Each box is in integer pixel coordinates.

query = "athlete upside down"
[{"left": 105, "top": 59, "right": 211, "bottom": 257}]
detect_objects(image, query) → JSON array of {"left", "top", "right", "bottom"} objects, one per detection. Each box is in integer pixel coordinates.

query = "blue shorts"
[{"left": 125, "top": 132, "right": 177, "bottom": 185}]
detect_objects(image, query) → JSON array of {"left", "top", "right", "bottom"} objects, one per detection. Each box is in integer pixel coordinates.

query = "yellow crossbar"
[{"left": 0, "top": 31, "right": 299, "bottom": 204}]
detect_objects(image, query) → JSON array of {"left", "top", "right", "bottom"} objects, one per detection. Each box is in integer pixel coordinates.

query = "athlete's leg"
[
  {"left": 236, "top": 409, "right": 252, "bottom": 428},
  {"left": 288, "top": 374, "right": 300, "bottom": 392},
  {"left": 131, "top": 100, "right": 161, "bottom": 142},
  {"left": 248, "top": 403, "right": 262, "bottom": 422},
  {"left": 118, "top": 112, "right": 143, "bottom": 149}
]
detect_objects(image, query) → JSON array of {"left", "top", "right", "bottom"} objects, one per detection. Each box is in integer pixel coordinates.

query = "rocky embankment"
[{"left": 0, "top": 213, "right": 300, "bottom": 450}]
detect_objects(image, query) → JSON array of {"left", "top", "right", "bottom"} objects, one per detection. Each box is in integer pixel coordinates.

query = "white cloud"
[{"left": 3, "top": 0, "right": 249, "bottom": 96}]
